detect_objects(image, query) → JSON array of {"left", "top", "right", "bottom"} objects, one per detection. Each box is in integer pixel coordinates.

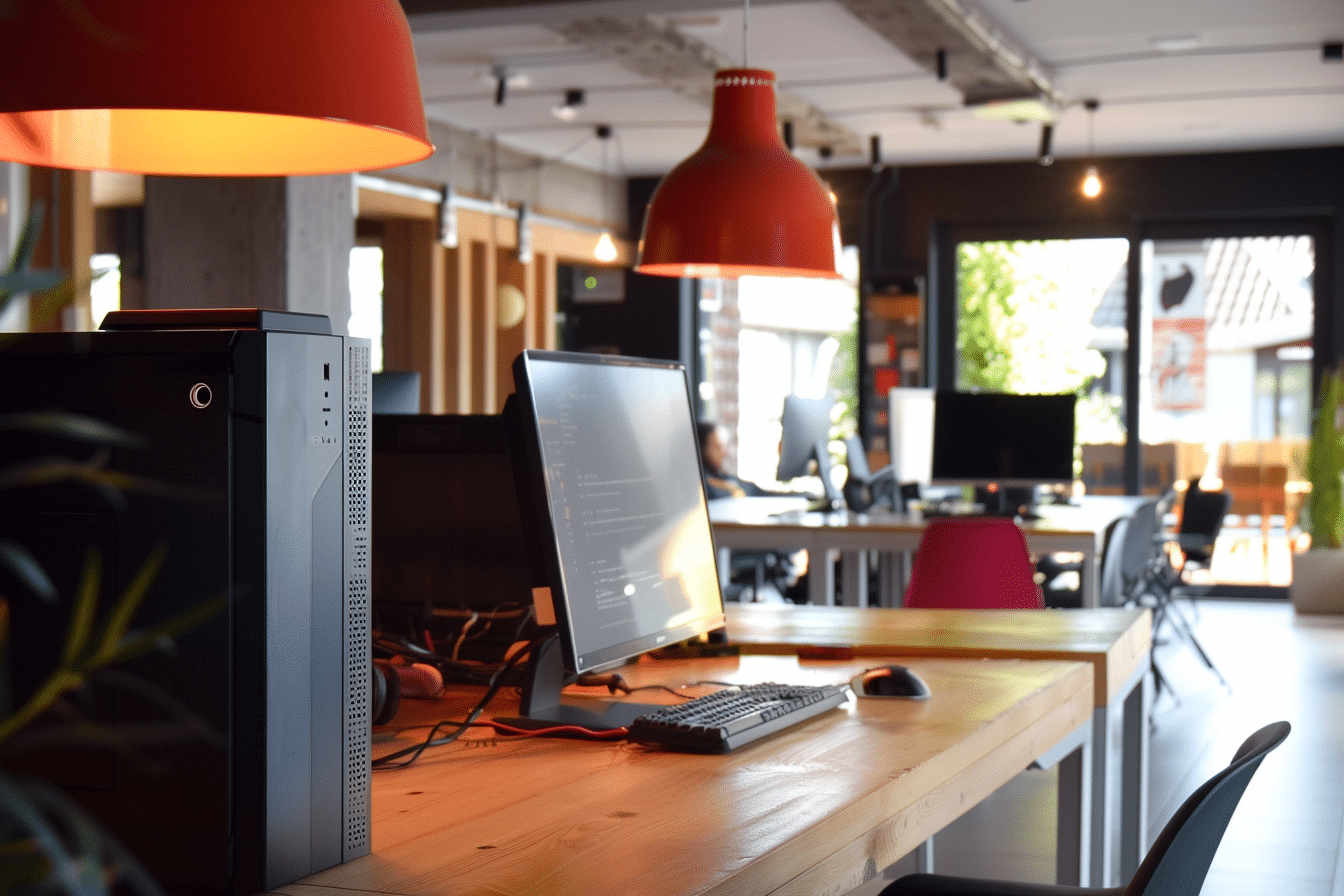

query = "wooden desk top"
[
  {"left": 280, "top": 655, "right": 1092, "bottom": 896},
  {"left": 724, "top": 604, "right": 1151, "bottom": 707}
]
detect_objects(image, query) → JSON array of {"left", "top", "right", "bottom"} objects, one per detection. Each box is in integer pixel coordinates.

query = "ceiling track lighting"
[
  {"left": 635, "top": 0, "right": 841, "bottom": 280},
  {"left": 552, "top": 88, "right": 586, "bottom": 121},
  {"left": 1038, "top": 123, "right": 1054, "bottom": 166},
  {"left": 935, "top": 48, "right": 949, "bottom": 81},
  {"left": 870, "top": 134, "right": 882, "bottom": 172},
  {"left": 0, "top": 0, "right": 432, "bottom": 176},
  {"left": 1081, "top": 99, "right": 1102, "bottom": 198}
]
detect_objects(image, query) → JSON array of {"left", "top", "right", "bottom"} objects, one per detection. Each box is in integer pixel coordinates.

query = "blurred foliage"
[
  {"left": 1305, "top": 365, "right": 1344, "bottom": 550},
  {"left": 1, "top": 206, "right": 222, "bottom": 895}
]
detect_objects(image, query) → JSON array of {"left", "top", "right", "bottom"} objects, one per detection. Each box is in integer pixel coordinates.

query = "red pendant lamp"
[
  {"left": 636, "top": 69, "right": 842, "bottom": 279},
  {"left": 0, "top": 0, "right": 433, "bottom": 176}
]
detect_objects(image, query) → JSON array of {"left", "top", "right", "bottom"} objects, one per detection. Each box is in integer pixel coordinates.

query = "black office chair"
[
  {"left": 1106, "top": 493, "right": 1227, "bottom": 696},
  {"left": 878, "top": 720, "right": 1290, "bottom": 896},
  {"left": 1172, "top": 482, "right": 1232, "bottom": 586}
]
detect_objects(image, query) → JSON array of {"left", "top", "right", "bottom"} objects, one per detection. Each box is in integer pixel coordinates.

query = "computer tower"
[{"left": 0, "top": 309, "right": 371, "bottom": 894}]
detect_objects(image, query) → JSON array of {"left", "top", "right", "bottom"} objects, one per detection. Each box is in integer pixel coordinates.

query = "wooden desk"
[
  {"left": 724, "top": 604, "right": 1153, "bottom": 888},
  {"left": 280, "top": 655, "right": 1093, "bottom": 896},
  {"left": 708, "top": 496, "right": 1144, "bottom": 608}
]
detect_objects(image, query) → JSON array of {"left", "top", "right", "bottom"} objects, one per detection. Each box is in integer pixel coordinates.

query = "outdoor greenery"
[{"left": 956, "top": 240, "right": 1110, "bottom": 395}]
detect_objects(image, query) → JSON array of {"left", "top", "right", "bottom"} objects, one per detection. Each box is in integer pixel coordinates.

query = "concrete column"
[{"left": 144, "top": 175, "right": 353, "bottom": 333}]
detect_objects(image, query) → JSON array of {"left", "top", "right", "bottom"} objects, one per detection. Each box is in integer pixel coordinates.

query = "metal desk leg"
[
  {"left": 840, "top": 550, "right": 867, "bottom": 607},
  {"left": 808, "top": 549, "right": 837, "bottom": 605},
  {"left": 1033, "top": 719, "right": 1093, "bottom": 886},
  {"left": 1120, "top": 669, "right": 1153, "bottom": 880}
]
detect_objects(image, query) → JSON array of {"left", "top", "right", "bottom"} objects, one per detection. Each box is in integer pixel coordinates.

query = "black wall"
[{"left": 826, "top": 145, "right": 1344, "bottom": 375}]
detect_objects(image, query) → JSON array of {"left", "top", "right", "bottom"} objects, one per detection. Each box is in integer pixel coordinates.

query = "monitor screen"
[
  {"left": 509, "top": 350, "right": 725, "bottom": 680},
  {"left": 930, "top": 391, "right": 1076, "bottom": 487}
]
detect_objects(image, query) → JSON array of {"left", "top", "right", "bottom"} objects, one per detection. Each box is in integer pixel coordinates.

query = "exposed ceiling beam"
[
  {"left": 550, "top": 15, "right": 864, "bottom": 155},
  {"left": 840, "top": 0, "right": 1062, "bottom": 111}
]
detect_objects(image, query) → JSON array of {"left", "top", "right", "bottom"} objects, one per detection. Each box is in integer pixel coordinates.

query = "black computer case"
[{"left": 0, "top": 309, "right": 371, "bottom": 894}]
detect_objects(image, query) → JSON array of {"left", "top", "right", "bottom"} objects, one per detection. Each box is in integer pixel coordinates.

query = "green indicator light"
[{"left": 585, "top": 276, "right": 598, "bottom": 289}]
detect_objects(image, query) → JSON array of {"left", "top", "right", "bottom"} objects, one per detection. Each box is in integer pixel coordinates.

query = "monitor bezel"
[
  {"left": 509, "top": 349, "right": 726, "bottom": 679},
  {"left": 928, "top": 391, "right": 1077, "bottom": 489}
]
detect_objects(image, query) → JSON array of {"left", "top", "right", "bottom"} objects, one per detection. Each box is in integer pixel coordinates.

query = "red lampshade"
[
  {"left": 636, "top": 69, "right": 841, "bottom": 280},
  {"left": 0, "top": 0, "right": 433, "bottom": 176}
]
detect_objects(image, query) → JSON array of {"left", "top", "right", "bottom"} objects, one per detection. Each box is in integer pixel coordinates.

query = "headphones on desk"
[{"left": 371, "top": 660, "right": 445, "bottom": 726}]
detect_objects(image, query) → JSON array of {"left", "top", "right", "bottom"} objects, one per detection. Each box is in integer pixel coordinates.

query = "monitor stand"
[
  {"left": 976, "top": 485, "right": 1038, "bottom": 519},
  {"left": 811, "top": 439, "right": 846, "bottom": 512},
  {"left": 491, "top": 634, "right": 659, "bottom": 735}
]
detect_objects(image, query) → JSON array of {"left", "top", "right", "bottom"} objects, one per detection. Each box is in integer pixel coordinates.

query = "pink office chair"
[{"left": 903, "top": 517, "right": 1044, "bottom": 609}]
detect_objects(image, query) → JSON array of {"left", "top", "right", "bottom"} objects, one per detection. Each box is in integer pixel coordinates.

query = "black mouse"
[{"left": 852, "top": 665, "right": 930, "bottom": 699}]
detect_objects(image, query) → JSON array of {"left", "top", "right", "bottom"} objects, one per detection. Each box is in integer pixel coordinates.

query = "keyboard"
[{"left": 627, "top": 682, "right": 850, "bottom": 753}]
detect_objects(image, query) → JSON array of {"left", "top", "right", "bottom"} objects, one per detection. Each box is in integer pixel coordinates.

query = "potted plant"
[{"left": 1292, "top": 363, "right": 1344, "bottom": 613}]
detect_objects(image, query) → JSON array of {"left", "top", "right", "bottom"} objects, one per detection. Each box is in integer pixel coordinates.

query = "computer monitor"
[
  {"left": 500, "top": 350, "right": 726, "bottom": 731},
  {"left": 930, "top": 391, "right": 1076, "bottom": 513},
  {"left": 371, "top": 414, "right": 534, "bottom": 663},
  {"left": 775, "top": 394, "right": 844, "bottom": 509},
  {"left": 371, "top": 370, "right": 422, "bottom": 414}
]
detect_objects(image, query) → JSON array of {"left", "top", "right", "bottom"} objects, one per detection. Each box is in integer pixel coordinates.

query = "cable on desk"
[
  {"left": 487, "top": 720, "right": 628, "bottom": 740},
  {"left": 372, "top": 636, "right": 539, "bottom": 770}
]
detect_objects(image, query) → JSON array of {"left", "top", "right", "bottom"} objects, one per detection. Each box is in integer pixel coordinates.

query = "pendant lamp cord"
[{"left": 742, "top": 0, "right": 750, "bottom": 67}]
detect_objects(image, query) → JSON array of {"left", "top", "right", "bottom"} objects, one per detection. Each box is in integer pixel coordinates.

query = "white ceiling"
[{"left": 405, "top": 0, "right": 1344, "bottom": 178}]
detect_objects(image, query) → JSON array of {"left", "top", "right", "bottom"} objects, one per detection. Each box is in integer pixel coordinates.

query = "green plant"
[
  {"left": 1305, "top": 364, "right": 1344, "bottom": 551},
  {"left": 1, "top": 207, "right": 224, "bottom": 896}
]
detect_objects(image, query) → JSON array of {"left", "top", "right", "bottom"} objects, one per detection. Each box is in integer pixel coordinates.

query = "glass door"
[{"left": 1139, "top": 232, "right": 1316, "bottom": 589}]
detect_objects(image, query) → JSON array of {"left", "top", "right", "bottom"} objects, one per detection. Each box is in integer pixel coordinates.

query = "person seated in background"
[
  {"left": 697, "top": 420, "right": 776, "bottom": 499},
  {"left": 696, "top": 420, "right": 808, "bottom": 601}
]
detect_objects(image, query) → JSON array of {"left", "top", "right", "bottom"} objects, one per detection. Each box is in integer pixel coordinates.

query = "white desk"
[{"left": 709, "top": 496, "right": 1145, "bottom": 608}]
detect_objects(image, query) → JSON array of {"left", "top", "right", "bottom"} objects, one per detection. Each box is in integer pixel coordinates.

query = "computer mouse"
[{"left": 851, "top": 665, "right": 931, "bottom": 699}]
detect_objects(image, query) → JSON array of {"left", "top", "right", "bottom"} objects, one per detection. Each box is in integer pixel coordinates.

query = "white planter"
[{"left": 1290, "top": 549, "right": 1344, "bottom": 614}]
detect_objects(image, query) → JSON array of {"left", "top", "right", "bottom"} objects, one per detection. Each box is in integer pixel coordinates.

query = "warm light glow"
[
  {"left": 0, "top": 0, "right": 433, "bottom": 175},
  {"left": 594, "top": 231, "right": 618, "bottom": 263},
  {"left": 1081, "top": 166, "right": 1103, "bottom": 198}
]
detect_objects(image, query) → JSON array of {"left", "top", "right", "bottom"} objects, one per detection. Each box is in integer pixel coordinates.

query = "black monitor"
[
  {"left": 371, "top": 370, "right": 422, "bottom": 414},
  {"left": 775, "top": 394, "right": 844, "bottom": 510},
  {"left": 500, "top": 350, "right": 725, "bottom": 731},
  {"left": 930, "top": 391, "right": 1076, "bottom": 513},
  {"left": 371, "top": 414, "right": 535, "bottom": 663}
]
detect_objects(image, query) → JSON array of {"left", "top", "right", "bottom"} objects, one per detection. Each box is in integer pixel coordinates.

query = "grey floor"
[{"left": 863, "top": 598, "right": 1344, "bottom": 895}]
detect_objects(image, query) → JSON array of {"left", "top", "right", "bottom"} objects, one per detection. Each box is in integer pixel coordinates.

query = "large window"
[{"left": 949, "top": 228, "right": 1318, "bottom": 590}]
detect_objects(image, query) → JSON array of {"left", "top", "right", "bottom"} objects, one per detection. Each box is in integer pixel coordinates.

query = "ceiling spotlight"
[
  {"left": 935, "top": 48, "right": 948, "bottom": 81},
  {"left": 551, "top": 88, "right": 586, "bottom": 121},
  {"left": 1038, "top": 123, "right": 1054, "bottom": 166},
  {"left": 1324, "top": 42, "right": 1343, "bottom": 62}
]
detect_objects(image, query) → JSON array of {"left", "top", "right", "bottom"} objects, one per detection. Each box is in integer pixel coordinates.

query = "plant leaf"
[
  {"left": 91, "top": 545, "right": 167, "bottom": 667},
  {"left": 0, "top": 411, "right": 149, "bottom": 449},
  {"left": 0, "top": 537, "right": 58, "bottom": 601},
  {"left": 60, "top": 550, "right": 102, "bottom": 669}
]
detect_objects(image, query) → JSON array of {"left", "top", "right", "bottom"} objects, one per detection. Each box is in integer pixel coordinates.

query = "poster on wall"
[
  {"left": 1151, "top": 249, "right": 1207, "bottom": 411},
  {"left": 1152, "top": 318, "right": 1206, "bottom": 411}
]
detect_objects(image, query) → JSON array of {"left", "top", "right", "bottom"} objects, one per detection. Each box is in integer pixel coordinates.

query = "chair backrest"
[
  {"left": 1179, "top": 487, "right": 1231, "bottom": 540},
  {"left": 903, "top": 517, "right": 1044, "bottom": 609},
  {"left": 1125, "top": 721, "right": 1290, "bottom": 896},
  {"left": 1099, "top": 515, "right": 1130, "bottom": 608}
]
